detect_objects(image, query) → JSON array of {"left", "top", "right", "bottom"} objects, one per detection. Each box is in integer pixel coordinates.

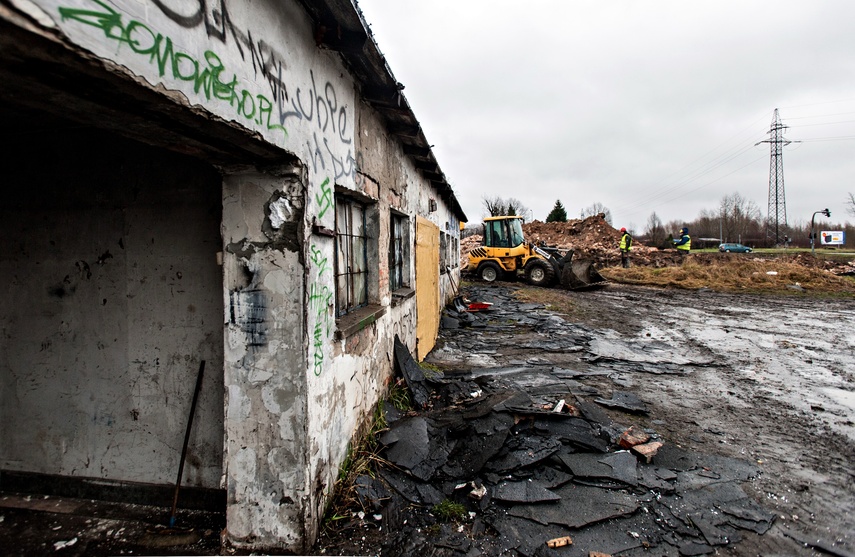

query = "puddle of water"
[{"left": 822, "top": 387, "right": 855, "bottom": 412}]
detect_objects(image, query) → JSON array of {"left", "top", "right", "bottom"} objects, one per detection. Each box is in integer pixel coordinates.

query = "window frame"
[
  {"left": 335, "top": 195, "right": 369, "bottom": 317},
  {"left": 389, "top": 212, "right": 408, "bottom": 292}
]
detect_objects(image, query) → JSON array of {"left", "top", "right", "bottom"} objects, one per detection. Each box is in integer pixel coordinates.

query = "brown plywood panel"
[{"left": 415, "top": 216, "right": 440, "bottom": 360}]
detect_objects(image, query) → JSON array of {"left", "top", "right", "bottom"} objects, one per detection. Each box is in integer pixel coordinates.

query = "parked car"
[{"left": 719, "top": 243, "right": 753, "bottom": 253}]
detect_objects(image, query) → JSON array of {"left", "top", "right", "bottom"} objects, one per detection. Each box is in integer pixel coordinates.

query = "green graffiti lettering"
[
  {"left": 173, "top": 52, "right": 199, "bottom": 82},
  {"left": 150, "top": 34, "right": 175, "bottom": 78},
  {"left": 125, "top": 20, "right": 157, "bottom": 55},
  {"left": 59, "top": 0, "right": 124, "bottom": 42},
  {"left": 58, "top": 1, "right": 287, "bottom": 145},
  {"left": 238, "top": 90, "right": 255, "bottom": 119}
]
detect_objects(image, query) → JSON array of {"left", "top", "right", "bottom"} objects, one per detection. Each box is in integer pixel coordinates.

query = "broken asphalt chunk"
[
  {"left": 557, "top": 451, "right": 638, "bottom": 487},
  {"left": 533, "top": 417, "right": 609, "bottom": 453},
  {"left": 442, "top": 413, "right": 513, "bottom": 478},
  {"left": 394, "top": 335, "right": 432, "bottom": 408},
  {"left": 486, "top": 435, "right": 562, "bottom": 473},
  {"left": 508, "top": 483, "right": 639, "bottom": 528},
  {"left": 595, "top": 391, "right": 649, "bottom": 414},
  {"left": 679, "top": 541, "right": 715, "bottom": 556},
  {"left": 717, "top": 498, "right": 777, "bottom": 534},
  {"left": 380, "top": 416, "right": 450, "bottom": 481},
  {"left": 493, "top": 480, "right": 561, "bottom": 504},
  {"left": 354, "top": 475, "right": 392, "bottom": 511}
]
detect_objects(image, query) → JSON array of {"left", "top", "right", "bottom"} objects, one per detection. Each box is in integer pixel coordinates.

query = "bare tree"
[
  {"left": 719, "top": 192, "right": 762, "bottom": 243},
  {"left": 847, "top": 192, "right": 855, "bottom": 217},
  {"left": 644, "top": 212, "right": 666, "bottom": 247},
  {"left": 506, "top": 198, "right": 533, "bottom": 221},
  {"left": 482, "top": 196, "right": 533, "bottom": 221},
  {"left": 482, "top": 195, "right": 507, "bottom": 217},
  {"left": 580, "top": 202, "right": 613, "bottom": 225}
]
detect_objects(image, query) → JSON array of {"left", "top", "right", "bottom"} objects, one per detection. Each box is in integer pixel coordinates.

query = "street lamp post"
[{"left": 810, "top": 208, "right": 831, "bottom": 256}]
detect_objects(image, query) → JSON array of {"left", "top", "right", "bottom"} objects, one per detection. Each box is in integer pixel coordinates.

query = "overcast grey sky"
[{"left": 357, "top": 0, "right": 855, "bottom": 231}]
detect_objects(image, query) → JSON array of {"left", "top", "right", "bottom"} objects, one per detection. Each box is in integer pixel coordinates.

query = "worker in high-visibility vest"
[
  {"left": 619, "top": 227, "right": 633, "bottom": 268},
  {"left": 672, "top": 227, "right": 691, "bottom": 263}
]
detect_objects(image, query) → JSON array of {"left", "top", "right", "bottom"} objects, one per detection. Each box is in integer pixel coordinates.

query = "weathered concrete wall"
[
  {"left": 0, "top": 127, "right": 224, "bottom": 488},
  {"left": 6, "top": 0, "right": 463, "bottom": 550},
  {"left": 222, "top": 168, "right": 307, "bottom": 548}
]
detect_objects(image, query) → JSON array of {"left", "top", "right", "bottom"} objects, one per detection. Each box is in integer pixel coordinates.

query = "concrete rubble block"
[
  {"left": 619, "top": 425, "right": 651, "bottom": 449},
  {"left": 631, "top": 440, "right": 664, "bottom": 463},
  {"left": 508, "top": 483, "right": 639, "bottom": 529}
]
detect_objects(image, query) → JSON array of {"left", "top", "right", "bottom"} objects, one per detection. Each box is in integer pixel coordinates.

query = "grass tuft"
[{"left": 431, "top": 500, "right": 468, "bottom": 522}]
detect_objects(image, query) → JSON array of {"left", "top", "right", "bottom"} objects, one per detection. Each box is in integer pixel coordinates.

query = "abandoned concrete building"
[{"left": 0, "top": 0, "right": 465, "bottom": 551}]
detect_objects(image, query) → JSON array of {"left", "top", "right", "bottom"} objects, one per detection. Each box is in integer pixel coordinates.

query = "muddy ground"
[
  {"left": 316, "top": 282, "right": 854, "bottom": 557},
  {"left": 538, "top": 283, "right": 855, "bottom": 555}
]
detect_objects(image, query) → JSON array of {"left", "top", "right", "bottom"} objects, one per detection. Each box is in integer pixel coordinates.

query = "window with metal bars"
[
  {"left": 335, "top": 196, "right": 368, "bottom": 316},
  {"left": 389, "top": 213, "right": 406, "bottom": 291}
]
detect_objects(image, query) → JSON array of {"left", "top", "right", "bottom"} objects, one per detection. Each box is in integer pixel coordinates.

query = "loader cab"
[{"left": 484, "top": 216, "right": 525, "bottom": 248}]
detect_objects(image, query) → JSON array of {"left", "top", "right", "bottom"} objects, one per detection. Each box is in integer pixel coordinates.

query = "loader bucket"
[{"left": 559, "top": 259, "right": 607, "bottom": 290}]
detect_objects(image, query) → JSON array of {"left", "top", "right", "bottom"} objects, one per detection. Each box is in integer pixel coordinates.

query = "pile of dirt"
[{"left": 462, "top": 214, "right": 670, "bottom": 268}]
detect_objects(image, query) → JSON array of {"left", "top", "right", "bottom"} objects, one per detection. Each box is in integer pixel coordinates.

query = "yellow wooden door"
[{"left": 415, "top": 216, "right": 440, "bottom": 360}]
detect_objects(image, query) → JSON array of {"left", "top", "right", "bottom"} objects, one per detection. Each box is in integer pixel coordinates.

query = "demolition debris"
[{"left": 318, "top": 284, "right": 781, "bottom": 557}]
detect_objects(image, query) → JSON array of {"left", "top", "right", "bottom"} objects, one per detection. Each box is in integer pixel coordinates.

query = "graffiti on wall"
[
  {"left": 58, "top": 0, "right": 361, "bottom": 179},
  {"left": 309, "top": 243, "right": 333, "bottom": 376},
  {"left": 59, "top": 1, "right": 287, "bottom": 141}
]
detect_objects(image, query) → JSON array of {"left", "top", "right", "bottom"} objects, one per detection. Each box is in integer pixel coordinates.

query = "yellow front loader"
[{"left": 466, "top": 216, "right": 605, "bottom": 289}]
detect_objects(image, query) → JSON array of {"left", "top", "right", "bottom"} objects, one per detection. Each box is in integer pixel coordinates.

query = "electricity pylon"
[{"left": 756, "top": 109, "right": 792, "bottom": 246}]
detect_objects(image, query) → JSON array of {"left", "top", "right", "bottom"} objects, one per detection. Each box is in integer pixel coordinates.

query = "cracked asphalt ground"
[{"left": 422, "top": 282, "right": 853, "bottom": 557}]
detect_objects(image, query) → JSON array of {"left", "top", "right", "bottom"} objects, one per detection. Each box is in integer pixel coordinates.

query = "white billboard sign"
[{"left": 820, "top": 231, "right": 846, "bottom": 245}]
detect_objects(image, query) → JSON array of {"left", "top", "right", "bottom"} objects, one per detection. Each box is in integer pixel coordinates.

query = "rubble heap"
[{"left": 461, "top": 214, "right": 669, "bottom": 269}]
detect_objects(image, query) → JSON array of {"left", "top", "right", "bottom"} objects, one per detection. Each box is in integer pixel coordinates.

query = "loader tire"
[
  {"left": 525, "top": 260, "right": 554, "bottom": 287},
  {"left": 478, "top": 261, "right": 502, "bottom": 283}
]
